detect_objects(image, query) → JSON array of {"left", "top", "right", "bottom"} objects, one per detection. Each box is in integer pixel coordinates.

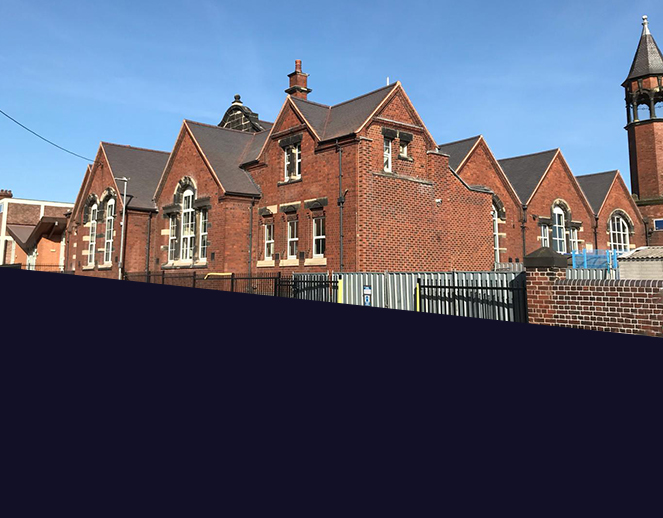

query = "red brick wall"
[
  {"left": 628, "top": 121, "right": 663, "bottom": 200},
  {"left": 526, "top": 266, "right": 663, "bottom": 337},
  {"left": 525, "top": 155, "right": 594, "bottom": 253},
  {"left": 456, "top": 139, "right": 524, "bottom": 263},
  {"left": 596, "top": 176, "right": 646, "bottom": 250}
]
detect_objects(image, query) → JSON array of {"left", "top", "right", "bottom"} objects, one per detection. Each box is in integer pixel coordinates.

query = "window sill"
[
  {"left": 162, "top": 261, "right": 209, "bottom": 270},
  {"left": 82, "top": 265, "right": 95, "bottom": 271},
  {"left": 257, "top": 260, "right": 275, "bottom": 268},
  {"left": 277, "top": 177, "right": 302, "bottom": 187},
  {"left": 305, "top": 257, "right": 327, "bottom": 266},
  {"left": 280, "top": 258, "right": 300, "bottom": 267},
  {"left": 98, "top": 264, "right": 113, "bottom": 271},
  {"left": 398, "top": 155, "right": 414, "bottom": 162}
]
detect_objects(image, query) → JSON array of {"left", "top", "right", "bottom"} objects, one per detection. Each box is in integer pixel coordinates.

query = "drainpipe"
[
  {"left": 336, "top": 140, "right": 347, "bottom": 273},
  {"left": 521, "top": 204, "right": 528, "bottom": 259},
  {"left": 248, "top": 197, "right": 257, "bottom": 276},
  {"left": 593, "top": 214, "right": 599, "bottom": 251},
  {"left": 146, "top": 212, "right": 152, "bottom": 278}
]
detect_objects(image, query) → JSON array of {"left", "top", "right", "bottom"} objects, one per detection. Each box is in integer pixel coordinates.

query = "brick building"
[
  {"left": 0, "top": 190, "right": 73, "bottom": 269},
  {"left": 623, "top": 15, "right": 663, "bottom": 244},
  {"left": 65, "top": 143, "right": 169, "bottom": 278},
  {"left": 147, "top": 61, "right": 495, "bottom": 276}
]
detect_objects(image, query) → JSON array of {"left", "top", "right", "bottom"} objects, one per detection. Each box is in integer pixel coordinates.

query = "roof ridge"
[
  {"left": 185, "top": 119, "right": 266, "bottom": 135},
  {"left": 330, "top": 83, "right": 398, "bottom": 109},
  {"left": 498, "top": 148, "right": 559, "bottom": 162},
  {"left": 291, "top": 97, "right": 331, "bottom": 109},
  {"left": 577, "top": 170, "right": 618, "bottom": 178},
  {"left": 437, "top": 135, "right": 482, "bottom": 147},
  {"left": 101, "top": 142, "right": 169, "bottom": 154}
]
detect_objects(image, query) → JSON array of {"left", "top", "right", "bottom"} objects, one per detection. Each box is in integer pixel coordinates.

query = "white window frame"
[
  {"left": 104, "top": 199, "right": 115, "bottom": 264},
  {"left": 313, "top": 216, "right": 326, "bottom": 258},
  {"left": 569, "top": 227, "right": 579, "bottom": 252},
  {"left": 654, "top": 218, "right": 663, "bottom": 232},
  {"left": 284, "top": 144, "right": 301, "bottom": 181},
  {"left": 88, "top": 203, "right": 98, "bottom": 266},
  {"left": 199, "top": 209, "right": 208, "bottom": 260},
  {"left": 168, "top": 215, "right": 177, "bottom": 262},
  {"left": 384, "top": 138, "right": 392, "bottom": 172},
  {"left": 264, "top": 223, "right": 274, "bottom": 260},
  {"left": 540, "top": 225, "right": 550, "bottom": 248},
  {"left": 399, "top": 141, "right": 408, "bottom": 157},
  {"left": 492, "top": 205, "right": 500, "bottom": 263},
  {"left": 552, "top": 206, "right": 567, "bottom": 253},
  {"left": 287, "top": 220, "right": 298, "bottom": 259},
  {"left": 181, "top": 189, "right": 195, "bottom": 261},
  {"left": 609, "top": 214, "right": 630, "bottom": 252}
]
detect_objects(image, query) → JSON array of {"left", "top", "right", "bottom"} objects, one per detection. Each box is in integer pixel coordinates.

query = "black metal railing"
[
  {"left": 123, "top": 271, "right": 339, "bottom": 303},
  {"left": 416, "top": 278, "right": 528, "bottom": 323}
]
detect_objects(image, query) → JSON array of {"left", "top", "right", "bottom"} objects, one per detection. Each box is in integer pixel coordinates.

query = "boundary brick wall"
[{"left": 526, "top": 265, "right": 663, "bottom": 337}]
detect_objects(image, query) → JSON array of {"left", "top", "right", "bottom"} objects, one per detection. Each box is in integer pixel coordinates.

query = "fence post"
[
  {"left": 274, "top": 272, "right": 281, "bottom": 297},
  {"left": 337, "top": 276, "right": 343, "bottom": 304},
  {"left": 162, "top": 270, "right": 165, "bottom": 285},
  {"left": 415, "top": 278, "right": 421, "bottom": 312},
  {"left": 192, "top": 271, "right": 197, "bottom": 289},
  {"left": 231, "top": 273, "right": 235, "bottom": 293}
]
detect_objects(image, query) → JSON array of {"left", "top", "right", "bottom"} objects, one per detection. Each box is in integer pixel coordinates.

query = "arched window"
[
  {"left": 88, "top": 203, "right": 98, "bottom": 266},
  {"left": 491, "top": 205, "right": 500, "bottom": 263},
  {"left": 181, "top": 188, "right": 195, "bottom": 261},
  {"left": 104, "top": 198, "right": 115, "bottom": 264},
  {"left": 655, "top": 100, "right": 663, "bottom": 118},
  {"left": 636, "top": 102, "right": 651, "bottom": 120},
  {"left": 609, "top": 214, "right": 630, "bottom": 252},
  {"left": 552, "top": 206, "right": 566, "bottom": 253}
]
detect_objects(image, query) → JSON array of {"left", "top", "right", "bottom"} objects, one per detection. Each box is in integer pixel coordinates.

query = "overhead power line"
[{"left": 0, "top": 108, "right": 94, "bottom": 162}]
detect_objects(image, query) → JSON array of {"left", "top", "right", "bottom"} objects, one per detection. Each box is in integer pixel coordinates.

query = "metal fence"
[
  {"left": 416, "top": 276, "right": 528, "bottom": 323},
  {"left": 123, "top": 271, "right": 339, "bottom": 303},
  {"left": 332, "top": 271, "right": 525, "bottom": 314},
  {"left": 565, "top": 268, "right": 619, "bottom": 280}
]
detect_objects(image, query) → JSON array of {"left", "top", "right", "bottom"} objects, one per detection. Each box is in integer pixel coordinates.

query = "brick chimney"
[
  {"left": 0, "top": 189, "right": 13, "bottom": 200},
  {"left": 285, "top": 59, "right": 312, "bottom": 100}
]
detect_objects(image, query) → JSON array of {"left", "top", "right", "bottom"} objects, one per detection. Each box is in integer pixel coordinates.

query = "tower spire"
[{"left": 623, "top": 15, "right": 663, "bottom": 85}]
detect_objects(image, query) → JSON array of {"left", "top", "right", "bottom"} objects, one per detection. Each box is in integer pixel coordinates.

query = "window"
[
  {"left": 313, "top": 217, "right": 326, "bottom": 257},
  {"left": 264, "top": 223, "right": 274, "bottom": 260},
  {"left": 168, "top": 215, "right": 177, "bottom": 262},
  {"left": 569, "top": 228, "right": 579, "bottom": 252},
  {"left": 609, "top": 214, "right": 630, "bottom": 252},
  {"left": 552, "top": 206, "right": 566, "bottom": 253},
  {"left": 88, "top": 203, "right": 98, "bottom": 266},
  {"left": 287, "top": 220, "right": 298, "bottom": 259},
  {"left": 383, "top": 138, "right": 392, "bottom": 172},
  {"left": 181, "top": 189, "right": 195, "bottom": 260},
  {"left": 104, "top": 199, "right": 115, "bottom": 264},
  {"left": 540, "top": 225, "right": 550, "bottom": 248},
  {"left": 199, "top": 209, "right": 208, "bottom": 260},
  {"left": 491, "top": 205, "right": 500, "bottom": 263},
  {"left": 284, "top": 144, "right": 301, "bottom": 180},
  {"left": 654, "top": 219, "right": 663, "bottom": 231},
  {"left": 399, "top": 141, "right": 408, "bottom": 157}
]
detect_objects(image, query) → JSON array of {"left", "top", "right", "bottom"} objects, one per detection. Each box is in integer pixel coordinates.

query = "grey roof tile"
[
  {"left": 576, "top": 171, "right": 618, "bottom": 214},
  {"left": 185, "top": 121, "right": 264, "bottom": 196},
  {"left": 101, "top": 143, "right": 170, "bottom": 211},
  {"left": 498, "top": 149, "right": 558, "bottom": 204},
  {"left": 624, "top": 17, "right": 663, "bottom": 83},
  {"left": 436, "top": 135, "right": 482, "bottom": 171}
]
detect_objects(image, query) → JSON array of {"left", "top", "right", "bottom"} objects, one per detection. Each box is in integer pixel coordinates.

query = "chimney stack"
[
  {"left": 285, "top": 59, "right": 312, "bottom": 100},
  {"left": 0, "top": 189, "right": 13, "bottom": 200}
]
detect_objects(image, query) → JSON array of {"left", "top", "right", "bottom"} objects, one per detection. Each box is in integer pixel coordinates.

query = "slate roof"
[
  {"left": 624, "top": 17, "right": 663, "bottom": 84},
  {"left": 185, "top": 121, "right": 265, "bottom": 196},
  {"left": 576, "top": 171, "right": 618, "bottom": 214},
  {"left": 290, "top": 83, "right": 398, "bottom": 141},
  {"left": 498, "top": 149, "right": 558, "bottom": 204},
  {"left": 102, "top": 143, "right": 170, "bottom": 211},
  {"left": 436, "top": 135, "right": 482, "bottom": 171}
]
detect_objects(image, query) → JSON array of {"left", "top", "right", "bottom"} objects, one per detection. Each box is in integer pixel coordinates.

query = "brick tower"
[{"left": 623, "top": 15, "right": 663, "bottom": 243}]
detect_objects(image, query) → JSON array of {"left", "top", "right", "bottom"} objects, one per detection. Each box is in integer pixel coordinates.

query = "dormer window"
[{"left": 284, "top": 143, "right": 301, "bottom": 180}]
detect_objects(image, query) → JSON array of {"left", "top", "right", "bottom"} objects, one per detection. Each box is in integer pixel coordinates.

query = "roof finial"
[{"left": 642, "top": 15, "right": 650, "bottom": 34}]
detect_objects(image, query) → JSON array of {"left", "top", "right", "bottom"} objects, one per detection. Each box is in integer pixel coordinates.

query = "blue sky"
[{"left": 0, "top": 0, "right": 661, "bottom": 203}]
